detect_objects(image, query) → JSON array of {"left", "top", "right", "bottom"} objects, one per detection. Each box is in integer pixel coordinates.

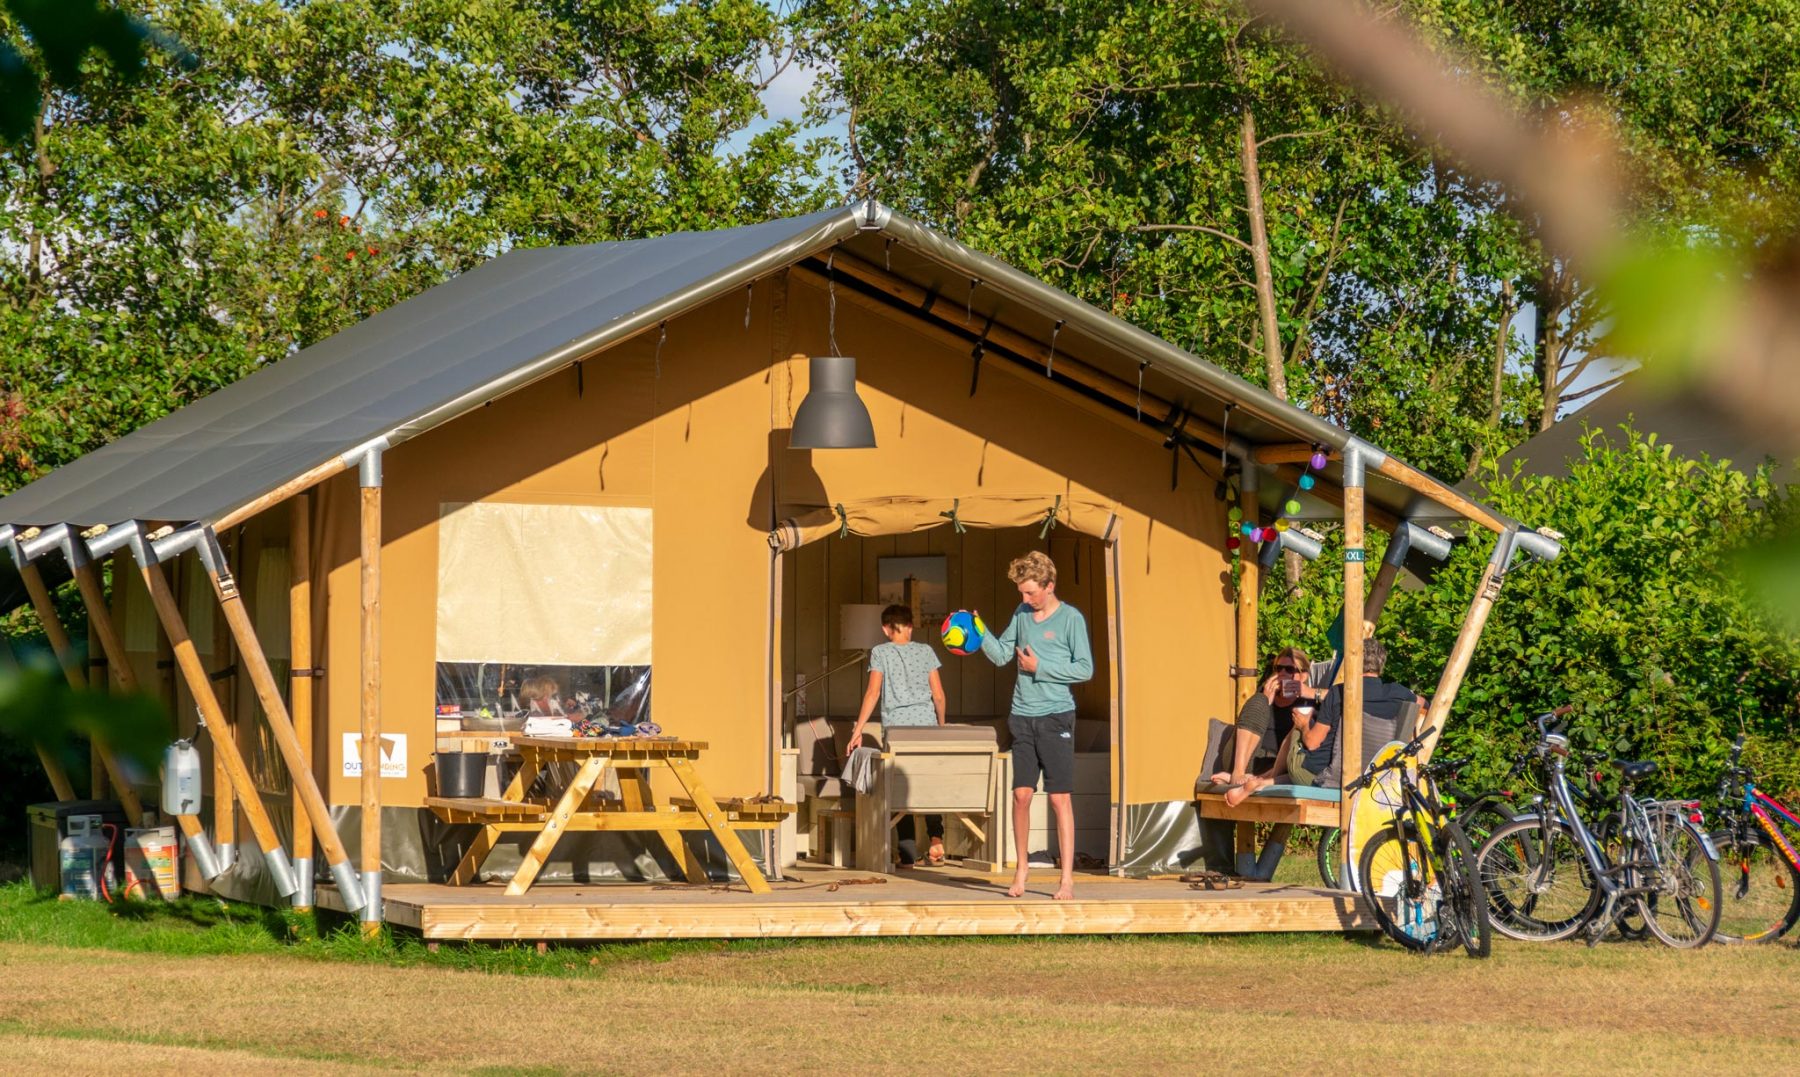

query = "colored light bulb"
[
  {"left": 1227, "top": 506, "right": 1242, "bottom": 521},
  {"left": 1310, "top": 451, "right": 1329, "bottom": 470},
  {"left": 1240, "top": 523, "right": 1255, "bottom": 537},
  {"left": 1285, "top": 498, "right": 1303, "bottom": 515},
  {"left": 1275, "top": 518, "right": 1291, "bottom": 532},
  {"left": 1298, "top": 474, "right": 1316, "bottom": 491},
  {"left": 1226, "top": 536, "right": 1241, "bottom": 551}
]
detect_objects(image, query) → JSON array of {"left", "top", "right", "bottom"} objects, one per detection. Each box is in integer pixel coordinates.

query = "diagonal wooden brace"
[
  {"left": 198, "top": 532, "right": 366, "bottom": 912},
  {"left": 137, "top": 556, "right": 300, "bottom": 899},
  {"left": 22, "top": 561, "right": 145, "bottom": 824}
]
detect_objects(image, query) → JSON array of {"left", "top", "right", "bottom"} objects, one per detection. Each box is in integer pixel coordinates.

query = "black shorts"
[{"left": 1009, "top": 710, "right": 1077, "bottom": 794}]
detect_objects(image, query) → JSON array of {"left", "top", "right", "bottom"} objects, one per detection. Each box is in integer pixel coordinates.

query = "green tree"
[
  {"left": 0, "top": 0, "right": 829, "bottom": 496},
  {"left": 797, "top": 0, "right": 1539, "bottom": 479}
]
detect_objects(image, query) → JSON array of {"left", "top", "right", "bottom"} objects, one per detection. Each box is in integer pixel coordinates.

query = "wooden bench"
[
  {"left": 1193, "top": 790, "right": 1341, "bottom": 828},
  {"left": 670, "top": 796, "right": 797, "bottom": 828},
  {"left": 425, "top": 796, "right": 548, "bottom": 823}
]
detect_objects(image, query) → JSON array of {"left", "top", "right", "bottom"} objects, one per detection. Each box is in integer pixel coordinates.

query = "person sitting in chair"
[
  {"left": 1289, "top": 638, "right": 1423, "bottom": 789},
  {"left": 1202, "top": 647, "right": 1313, "bottom": 879}
]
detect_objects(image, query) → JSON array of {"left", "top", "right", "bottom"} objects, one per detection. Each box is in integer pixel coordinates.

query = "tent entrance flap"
[{"left": 770, "top": 495, "right": 1118, "bottom": 551}]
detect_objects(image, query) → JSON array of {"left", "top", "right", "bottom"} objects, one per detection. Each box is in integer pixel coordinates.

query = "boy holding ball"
[{"left": 979, "top": 550, "right": 1093, "bottom": 899}]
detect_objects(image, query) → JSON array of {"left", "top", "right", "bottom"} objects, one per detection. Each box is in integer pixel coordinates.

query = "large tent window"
[{"left": 434, "top": 502, "right": 653, "bottom": 725}]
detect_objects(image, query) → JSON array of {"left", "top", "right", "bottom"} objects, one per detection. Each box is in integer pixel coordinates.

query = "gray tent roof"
[
  {"left": 0, "top": 201, "right": 1509, "bottom": 536},
  {"left": 1495, "top": 376, "right": 1795, "bottom": 485}
]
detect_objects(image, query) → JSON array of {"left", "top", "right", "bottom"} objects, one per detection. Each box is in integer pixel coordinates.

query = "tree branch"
[{"left": 1133, "top": 223, "right": 1254, "bottom": 253}]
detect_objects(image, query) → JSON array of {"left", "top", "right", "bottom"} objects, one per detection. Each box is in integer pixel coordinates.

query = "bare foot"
[
  {"left": 1223, "top": 777, "right": 1262, "bottom": 808},
  {"left": 1208, "top": 771, "right": 1232, "bottom": 786},
  {"left": 1006, "top": 868, "right": 1030, "bottom": 898},
  {"left": 1052, "top": 881, "right": 1074, "bottom": 900}
]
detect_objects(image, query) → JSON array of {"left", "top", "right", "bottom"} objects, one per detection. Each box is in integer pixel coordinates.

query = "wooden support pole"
[
  {"left": 86, "top": 614, "right": 107, "bottom": 799},
  {"left": 290, "top": 494, "right": 316, "bottom": 909},
  {"left": 1234, "top": 475, "right": 1261, "bottom": 713},
  {"left": 73, "top": 555, "right": 219, "bottom": 870},
  {"left": 1417, "top": 531, "right": 1516, "bottom": 763},
  {"left": 138, "top": 556, "right": 298, "bottom": 896},
  {"left": 29, "top": 561, "right": 145, "bottom": 824},
  {"left": 201, "top": 528, "right": 359, "bottom": 909},
  {"left": 360, "top": 462, "right": 385, "bottom": 934},
  {"left": 1338, "top": 479, "right": 1366, "bottom": 884},
  {"left": 213, "top": 455, "right": 353, "bottom": 532},
  {"left": 1364, "top": 556, "right": 1404, "bottom": 630},
  {"left": 1373, "top": 456, "right": 1508, "bottom": 534},
  {"left": 211, "top": 552, "right": 239, "bottom": 860},
  {"left": 1251, "top": 444, "right": 1330, "bottom": 465}
]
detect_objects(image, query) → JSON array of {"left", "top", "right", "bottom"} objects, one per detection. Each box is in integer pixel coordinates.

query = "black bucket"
[{"left": 434, "top": 752, "right": 489, "bottom": 798}]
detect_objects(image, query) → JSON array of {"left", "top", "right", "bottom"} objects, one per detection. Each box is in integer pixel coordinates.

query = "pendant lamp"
[{"left": 790, "top": 354, "right": 877, "bottom": 449}]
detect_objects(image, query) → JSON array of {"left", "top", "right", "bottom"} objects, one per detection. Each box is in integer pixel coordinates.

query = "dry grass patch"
[{"left": 2, "top": 937, "right": 1795, "bottom": 1075}]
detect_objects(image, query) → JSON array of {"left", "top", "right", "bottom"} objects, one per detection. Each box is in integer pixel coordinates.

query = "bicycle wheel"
[
  {"left": 1706, "top": 832, "right": 1792, "bottom": 943},
  {"left": 1634, "top": 815, "right": 1722, "bottom": 949},
  {"left": 1477, "top": 816, "right": 1601, "bottom": 942},
  {"left": 1710, "top": 828, "right": 1799, "bottom": 943},
  {"left": 1359, "top": 823, "right": 1440, "bottom": 952},
  {"left": 1317, "top": 827, "right": 1342, "bottom": 890},
  {"left": 1456, "top": 799, "right": 1517, "bottom": 848},
  {"left": 1431, "top": 820, "right": 1491, "bottom": 957}
]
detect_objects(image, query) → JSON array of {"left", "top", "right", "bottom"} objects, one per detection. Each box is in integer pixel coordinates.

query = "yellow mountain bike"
[{"left": 1346, "top": 730, "right": 1492, "bottom": 957}]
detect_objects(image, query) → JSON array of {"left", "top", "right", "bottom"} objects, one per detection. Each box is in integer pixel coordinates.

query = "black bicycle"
[
  {"left": 1317, "top": 750, "right": 1524, "bottom": 890},
  {"left": 1477, "top": 709, "right": 1722, "bottom": 948},
  {"left": 1345, "top": 730, "right": 1492, "bottom": 957}
]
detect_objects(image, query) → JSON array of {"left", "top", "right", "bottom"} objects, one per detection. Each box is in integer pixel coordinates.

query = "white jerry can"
[{"left": 161, "top": 740, "right": 204, "bottom": 817}]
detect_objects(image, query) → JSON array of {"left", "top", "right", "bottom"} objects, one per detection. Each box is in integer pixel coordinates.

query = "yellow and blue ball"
[{"left": 940, "top": 610, "right": 988, "bottom": 656}]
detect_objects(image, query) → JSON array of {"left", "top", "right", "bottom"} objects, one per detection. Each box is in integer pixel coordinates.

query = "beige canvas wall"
[
  {"left": 279, "top": 266, "right": 1234, "bottom": 813},
  {"left": 775, "top": 276, "right": 1233, "bottom": 803}
]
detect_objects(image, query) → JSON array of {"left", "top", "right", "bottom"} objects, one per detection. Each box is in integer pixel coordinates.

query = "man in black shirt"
[{"left": 1294, "top": 638, "right": 1423, "bottom": 786}]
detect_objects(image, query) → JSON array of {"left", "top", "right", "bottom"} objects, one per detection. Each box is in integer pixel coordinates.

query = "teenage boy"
[
  {"left": 980, "top": 550, "right": 1093, "bottom": 900},
  {"left": 847, "top": 604, "right": 949, "bottom": 866}
]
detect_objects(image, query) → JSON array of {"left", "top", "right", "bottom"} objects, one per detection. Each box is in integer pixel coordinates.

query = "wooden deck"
[{"left": 316, "top": 862, "right": 1372, "bottom": 941}]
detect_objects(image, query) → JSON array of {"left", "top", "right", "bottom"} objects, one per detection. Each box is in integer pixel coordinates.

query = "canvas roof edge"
[{"left": 201, "top": 205, "right": 872, "bottom": 531}]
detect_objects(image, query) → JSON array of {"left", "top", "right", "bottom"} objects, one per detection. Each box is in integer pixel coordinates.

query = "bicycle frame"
[
  {"left": 1540, "top": 739, "right": 1623, "bottom": 897},
  {"left": 1743, "top": 784, "right": 1800, "bottom": 870}
]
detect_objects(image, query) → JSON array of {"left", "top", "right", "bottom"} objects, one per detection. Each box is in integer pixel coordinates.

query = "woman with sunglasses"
[{"left": 1203, "top": 647, "right": 1316, "bottom": 879}]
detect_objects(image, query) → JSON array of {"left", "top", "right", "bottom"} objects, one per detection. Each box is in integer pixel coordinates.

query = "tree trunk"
[
  {"left": 1239, "top": 109, "right": 1303, "bottom": 588},
  {"left": 1240, "top": 109, "right": 1289, "bottom": 401},
  {"left": 1464, "top": 279, "right": 1517, "bottom": 479},
  {"left": 1534, "top": 266, "right": 1566, "bottom": 431}
]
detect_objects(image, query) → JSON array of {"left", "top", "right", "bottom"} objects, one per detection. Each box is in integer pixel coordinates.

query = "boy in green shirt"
[
  {"left": 848, "top": 604, "right": 949, "bottom": 865},
  {"left": 980, "top": 550, "right": 1093, "bottom": 899}
]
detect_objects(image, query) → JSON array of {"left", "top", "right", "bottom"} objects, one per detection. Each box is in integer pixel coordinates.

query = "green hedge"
[{"left": 1261, "top": 426, "right": 1800, "bottom": 801}]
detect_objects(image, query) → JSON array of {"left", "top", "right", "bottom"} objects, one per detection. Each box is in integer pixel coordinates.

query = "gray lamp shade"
[{"left": 789, "top": 355, "right": 876, "bottom": 449}]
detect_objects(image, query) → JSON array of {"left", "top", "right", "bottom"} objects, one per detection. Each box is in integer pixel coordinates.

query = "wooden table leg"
[
  {"left": 450, "top": 825, "right": 500, "bottom": 886},
  {"left": 666, "top": 758, "right": 771, "bottom": 895},
  {"left": 506, "top": 756, "right": 608, "bottom": 897},
  {"left": 501, "top": 757, "right": 540, "bottom": 801},
  {"left": 620, "top": 770, "right": 707, "bottom": 883}
]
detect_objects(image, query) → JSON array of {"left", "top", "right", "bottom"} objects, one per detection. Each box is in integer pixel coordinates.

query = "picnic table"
[{"left": 426, "top": 736, "right": 790, "bottom": 895}]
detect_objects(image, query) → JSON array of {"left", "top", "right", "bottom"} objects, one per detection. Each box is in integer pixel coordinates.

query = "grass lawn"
[{"left": 0, "top": 876, "right": 1795, "bottom": 1075}]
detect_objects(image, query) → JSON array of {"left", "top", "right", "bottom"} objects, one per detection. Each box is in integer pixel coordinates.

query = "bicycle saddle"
[{"left": 1617, "top": 760, "right": 1658, "bottom": 781}]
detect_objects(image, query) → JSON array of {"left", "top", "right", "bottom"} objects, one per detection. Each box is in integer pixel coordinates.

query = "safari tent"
[{"left": 0, "top": 202, "right": 1559, "bottom": 938}]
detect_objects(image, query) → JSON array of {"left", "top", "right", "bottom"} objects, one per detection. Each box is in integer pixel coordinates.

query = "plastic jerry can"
[{"left": 162, "top": 740, "right": 204, "bottom": 817}]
